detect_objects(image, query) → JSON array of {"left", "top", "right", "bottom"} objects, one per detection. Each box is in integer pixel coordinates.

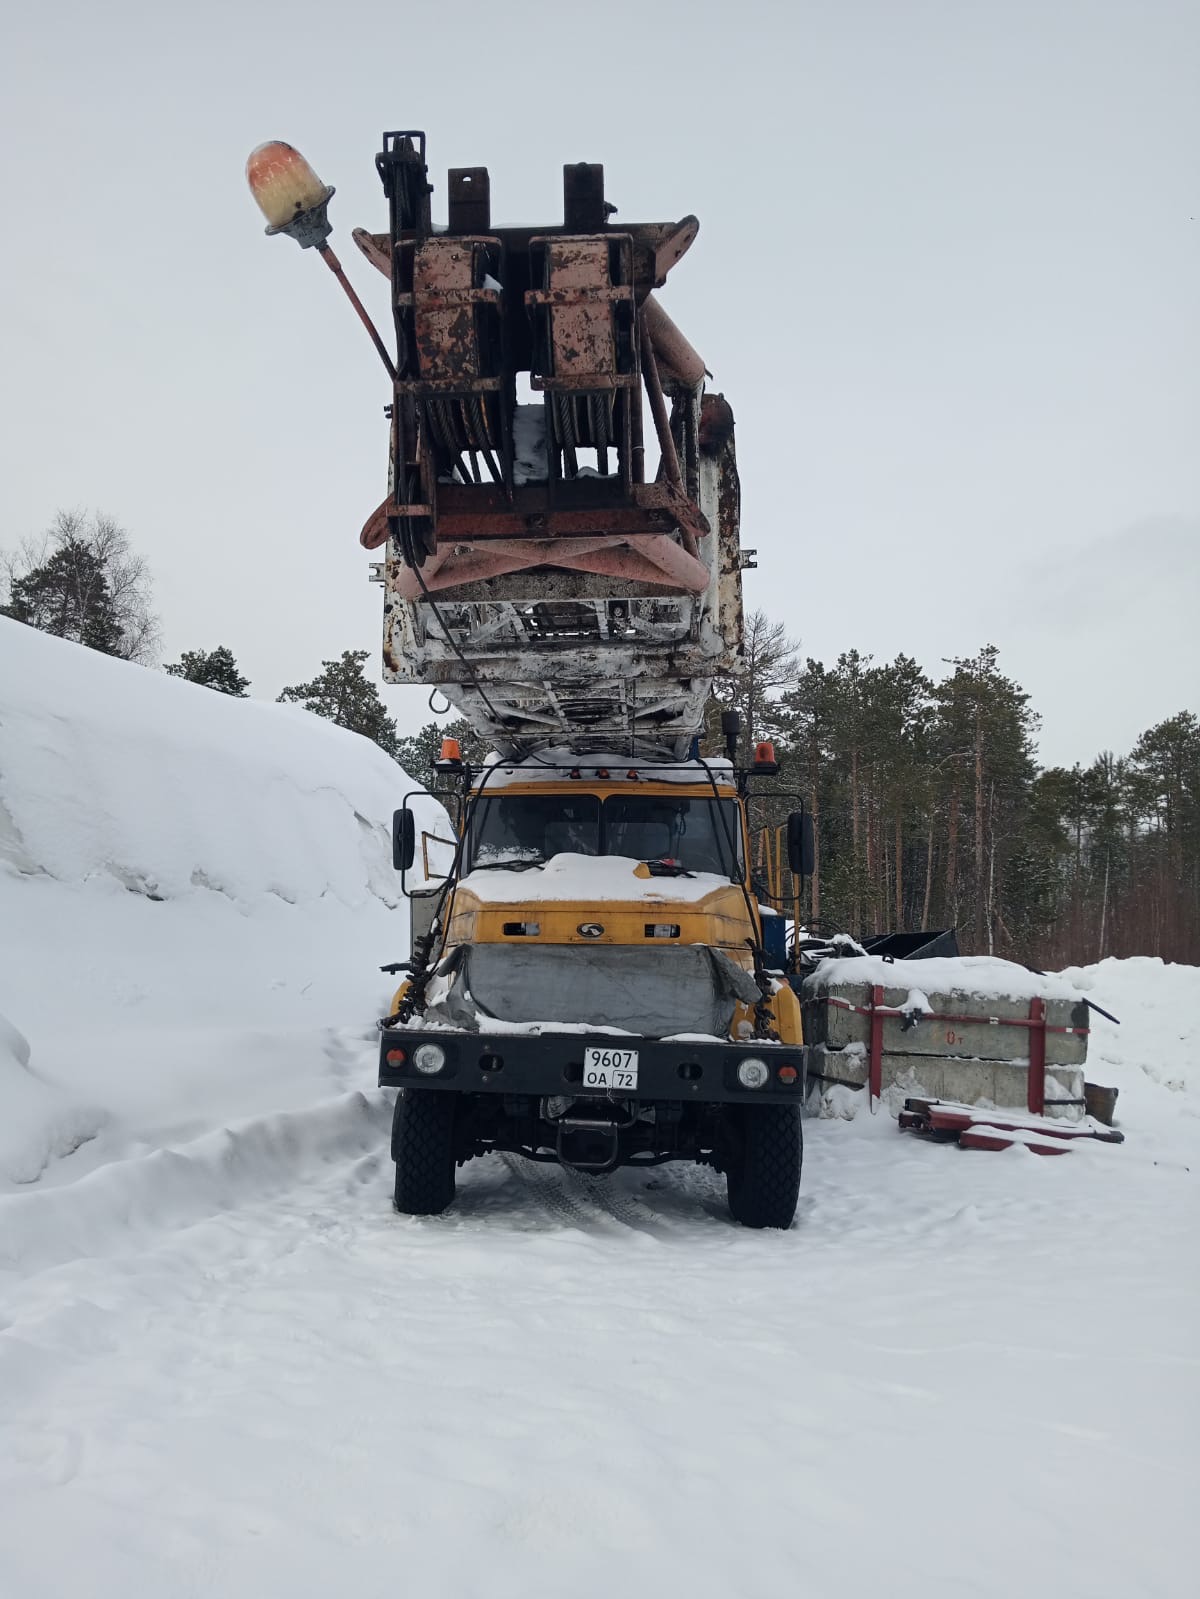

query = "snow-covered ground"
[{"left": 1, "top": 620, "right": 1197, "bottom": 1598}]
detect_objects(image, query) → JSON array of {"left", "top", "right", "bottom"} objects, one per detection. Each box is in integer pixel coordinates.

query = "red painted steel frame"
[
  {"left": 827, "top": 986, "right": 1083, "bottom": 1116},
  {"left": 869, "top": 985, "right": 885, "bottom": 1104},
  {"left": 1027, "top": 995, "right": 1047, "bottom": 1115}
]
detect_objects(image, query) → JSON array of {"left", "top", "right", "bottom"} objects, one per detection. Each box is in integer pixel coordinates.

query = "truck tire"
[
  {"left": 392, "top": 1089, "right": 457, "bottom": 1216},
  {"left": 725, "top": 1104, "right": 802, "bottom": 1230}
]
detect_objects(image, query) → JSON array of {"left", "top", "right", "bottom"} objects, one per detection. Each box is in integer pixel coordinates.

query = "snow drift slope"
[
  {"left": 0, "top": 1009, "right": 105, "bottom": 1185},
  {"left": 0, "top": 615, "right": 418, "bottom": 906},
  {"left": 0, "top": 618, "right": 441, "bottom": 1187}
]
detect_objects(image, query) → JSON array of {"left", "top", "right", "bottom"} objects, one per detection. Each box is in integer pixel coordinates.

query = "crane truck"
[{"left": 248, "top": 132, "right": 814, "bottom": 1227}]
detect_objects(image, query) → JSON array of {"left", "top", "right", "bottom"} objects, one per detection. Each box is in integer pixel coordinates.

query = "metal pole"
[{"left": 318, "top": 245, "right": 398, "bottom": 381}]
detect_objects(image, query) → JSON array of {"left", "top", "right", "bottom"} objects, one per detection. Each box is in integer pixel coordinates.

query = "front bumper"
[{"left": 378, "top": 1028, "right": 807, "bottom": 1106}]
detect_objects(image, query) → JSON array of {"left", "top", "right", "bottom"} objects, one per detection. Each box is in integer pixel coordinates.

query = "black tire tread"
[
  {"left": 726, "top": 1104, "right": 802, "bottom": 1230},
  {"left": 392, "top": 1090, "right": 457, "bottom": 1216}
]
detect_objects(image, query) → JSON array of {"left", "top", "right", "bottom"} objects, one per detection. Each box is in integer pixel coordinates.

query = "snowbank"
[
  {"left": 0, "top": 619, "right": 444, "bottom": 1189},
  {"left": 0, "top": 616, "right": 435, "bottom": 907},
  {"left": 1060, "top": 956, "right": 1200, "bottom": 1148},
  {"left": 0, "top": 1011, "right": 105, "bottom": 1185}
]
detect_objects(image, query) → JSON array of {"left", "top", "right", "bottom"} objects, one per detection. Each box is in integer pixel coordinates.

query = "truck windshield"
[
  {"left": 470, "top": 794, "right": 601, "bottom": 867},
  {"left": 467, "top": 792, "right": 741, "bottom": 875},
  {"left": 603, "top": 796, "right": 740, "bottom": 875}
]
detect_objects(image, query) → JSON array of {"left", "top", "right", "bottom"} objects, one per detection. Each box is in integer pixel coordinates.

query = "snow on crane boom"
[{"left": 247, "top": 132, "right": 749, "bottom": 758}]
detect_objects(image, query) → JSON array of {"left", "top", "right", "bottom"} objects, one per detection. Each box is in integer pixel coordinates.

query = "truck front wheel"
[
  {"left": 392, "top": 1089, "right": 457, "bottom": 1216},
  {"left": 724, "top": 1104, "right": 802, "bottom": 1230}
]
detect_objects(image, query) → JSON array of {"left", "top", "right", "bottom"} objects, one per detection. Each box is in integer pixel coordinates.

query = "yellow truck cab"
[{"left": 381, "top": 747, "right": 812, "bottom": 1228}]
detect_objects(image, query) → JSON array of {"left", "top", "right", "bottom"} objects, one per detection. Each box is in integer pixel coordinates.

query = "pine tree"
[
  {"left": 829, "top": 649, "right": 873, "bottom": 932},
  {"left": 164, "top": 646, "right": 250, "bottom": 697},
  {"left": 2, "top": 510, "right": 159, "bottom": 662},
  {"left": 860, "top": 654, "right": 933, "bottom": 933},
  {"left": 932, "top": 646, "right": 1038, "bottom": 953},
  {"left": 779, "top": 659, "right": 839, "bottom": 924},
  {"left": 7, "top": 542, "right": 123, "bottom": 653},
  {"left": 277, "top": 650, "right": 399, "bottom": 758}
]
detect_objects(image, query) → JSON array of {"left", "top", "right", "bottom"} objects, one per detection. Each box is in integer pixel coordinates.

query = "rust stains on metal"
[
  {"left": 337, "top": 132, "right": 746, "bottom": 749},
  {"left": 526, "top": 237, "right": 630, "bottom": 386},
  {"left": 360, "top": 496, "right": 391, "bottom": 550},
  {"left": 389, "top": 533, "right": 710, "bottom": 599},
  {"left": 641, "top": 294, "right": 706, "bottom": 389},
  {"left": 699, "top": 392, "right": 736, "bottom": 455},
  {"left": 351, "top": 227, "right": 392, "bottom": 277},
  {"left": 652, "top": 215, "right": 699, "bottom": 285},
  {"left": 402, "top": 238, "right": 500, "bottom": 384}
]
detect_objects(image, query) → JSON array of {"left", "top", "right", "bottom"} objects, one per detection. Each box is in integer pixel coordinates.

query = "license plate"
[{"left": 582, "top": 1047, "right": 639, "bottom": 1092}]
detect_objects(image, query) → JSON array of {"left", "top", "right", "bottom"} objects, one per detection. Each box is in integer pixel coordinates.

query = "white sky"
[{"left": 1, "top": 0, "right": 1196, "bottom": 766}]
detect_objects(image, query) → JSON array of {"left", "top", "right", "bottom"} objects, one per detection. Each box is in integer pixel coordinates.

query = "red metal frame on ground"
[{"left": 898, "top": 1097, "right": 1124, "bottom": 1155}]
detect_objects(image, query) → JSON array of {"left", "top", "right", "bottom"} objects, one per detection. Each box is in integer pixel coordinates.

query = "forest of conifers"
[
  {"left": 707, "top": 616, "right": 1199, "bottom": 968},
  {"left": 395, "top": 613, "right": 1198, "bottom": 969}
]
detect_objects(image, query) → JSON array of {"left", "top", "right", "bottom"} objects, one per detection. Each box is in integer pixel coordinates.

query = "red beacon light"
[
  {"left": 752, "top": 740, "right": 780, "bottom": 775},
  {"left": 246, "top": 140, "right": 335, "bottom": 249}
]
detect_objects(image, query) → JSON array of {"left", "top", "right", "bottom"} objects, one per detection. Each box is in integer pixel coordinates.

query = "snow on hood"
[{"left": 457, "top": 852, "right": 737, "bottom": 904}]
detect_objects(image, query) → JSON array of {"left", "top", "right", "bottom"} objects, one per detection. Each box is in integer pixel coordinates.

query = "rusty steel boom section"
[{"left": 250, "top": 132, "right": 750, "bottom": 758}]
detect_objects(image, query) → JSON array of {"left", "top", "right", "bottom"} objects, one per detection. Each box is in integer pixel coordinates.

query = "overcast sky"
[{"left": 2, "top": 0, "right": 1196, "bottom": 766}]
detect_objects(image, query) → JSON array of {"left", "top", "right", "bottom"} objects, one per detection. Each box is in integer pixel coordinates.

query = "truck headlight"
[
  {"left": 413, "top": 1043, "right": 447, "bottom": 1075},
  {"left": 737, "top": 1057, "right": 770, "bottom": 1090}
]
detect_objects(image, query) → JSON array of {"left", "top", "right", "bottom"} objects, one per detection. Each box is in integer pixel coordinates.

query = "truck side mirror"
[
  {"left": 787, "top": 810, "right": 815, "bottom": 877},
  {"left": 392, "top": 806, "right": 416, "bottom": 871}
]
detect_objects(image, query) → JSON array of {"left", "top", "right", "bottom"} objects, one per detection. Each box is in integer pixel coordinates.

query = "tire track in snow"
[{"left": 493, "top": 1152, "right": 726, "bottom": 1235}]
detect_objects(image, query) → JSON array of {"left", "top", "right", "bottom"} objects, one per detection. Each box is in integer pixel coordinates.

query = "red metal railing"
[{"left": 824, "top": 988, "right": 1088, "bottom": 1114}]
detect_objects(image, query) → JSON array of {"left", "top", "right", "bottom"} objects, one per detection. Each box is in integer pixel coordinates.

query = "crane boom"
[{"left": 248, "top": 132, "right": 749, "bottom": 758}]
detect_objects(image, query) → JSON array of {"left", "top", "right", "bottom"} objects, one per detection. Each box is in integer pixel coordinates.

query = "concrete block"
[
  {"left": 808, "top": 1044, "right": 1085, "bottom": 1121},
  {"left": 804, "top": 981, "right": 1089, "bottom": 1067}
]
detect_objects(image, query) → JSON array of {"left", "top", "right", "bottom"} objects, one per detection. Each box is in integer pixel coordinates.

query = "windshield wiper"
[{"left": 643, "top": 858, "right": 695, "bottom": 878}]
